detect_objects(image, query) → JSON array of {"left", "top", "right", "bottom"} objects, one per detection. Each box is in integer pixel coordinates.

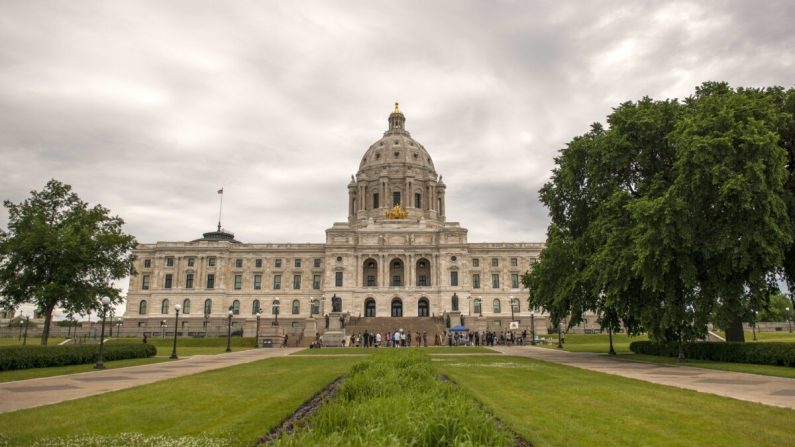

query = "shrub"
[
  {"left": 629, "top": 341, "right": 795, "bottom": 367},
  {"left": 0, "top": 343, "right": 157, "bottom": 371}
]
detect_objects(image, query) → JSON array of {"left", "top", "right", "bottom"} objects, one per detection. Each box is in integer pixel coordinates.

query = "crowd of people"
[{"left": 330, "top": 328, "right": 533, "bottom": 348}]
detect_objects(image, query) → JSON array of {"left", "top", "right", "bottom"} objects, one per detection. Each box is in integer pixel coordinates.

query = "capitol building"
[{"left": 123, "top": 105, "right": 547, "bottom": 341}]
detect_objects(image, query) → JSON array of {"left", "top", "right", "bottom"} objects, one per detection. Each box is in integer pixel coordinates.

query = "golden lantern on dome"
[{"left": 385, "top": 203, "right": 408, "bottom": 219}]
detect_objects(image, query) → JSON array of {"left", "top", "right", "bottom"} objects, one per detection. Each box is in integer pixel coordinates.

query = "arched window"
[
  {"left": 511, "top": 297, "right": 520, "bottom": 313},
  {"left": 311, "top": 299, "right": 320, "bottom": 315},
  {"left": 390, "top": 259, "right": 404, "bottom": 286},
  {"left": 415, "top": 258, "right": 431, "bottom": 286},
  {"left": 473, "top": 298, "right": 482, "bottom": 315},
  {"left": 182, "top": 299, "right": 191, "bottom": 315},
  {"left": 232, "top": 300, "right": 240, "bottom": 315},
  {"left": 363, "top": 258, "right": 378, "bottom": 287},
  {"left": 139, "top": 300, "right": 147, "bottom": 315},
  {"left": 493, "top": 299, "right": 501, "bottom": 313},
  {"left": 418, "top": 298, "right": 429, "bottom": 317},
  {"left": 364, "top": 298, "right": 376, "bottom": 317},
  {"left": 252, "top": 300, "right": 261, "bottom": 314},
  {"left": 204, "top": 299, "right": 212, "bottom": 315},
  {"left": 161, "top": 299, "right": 169, "bottom": 314},
  {"left": 292, "top": 299, "right": 300, "bottom": 314},
  {"left": 272, "top": 299, "right": 280, "bottom": 315}
]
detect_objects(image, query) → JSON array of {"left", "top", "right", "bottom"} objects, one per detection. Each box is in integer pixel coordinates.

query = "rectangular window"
[
  {"left": 414, "top": 193, "right": 421, "bottom": 208},
  {"left": 492, "top": 274, "right": 500, "bottom": 288},
  {"left": 418, "top": 275, "right": 427, "bottom": 286},
  {"left": 207, "top": 274, "right": 215, "bottom": 289},
  {"left": 368, "top": 275, "right": 376, "bottom": 287},
  {"left": 392, "top": 191, "right": 401, "bottom": 206},
  {"left": 491, "top": 258, "right": 499, "bottom": 267},
  {"left": 273, "top": 274, "right": 281, "bottom": 290},
  {"left": 314, "top": 258, "right": 321, "bottom": 268},
  {"left": 275, "top": 259, "right": 282, "bottom": 268},
  {"left": 512, "top": 273, "right": 520, "bottom": 288},
  {"left": 313, "top": 274, "right": 321, "bottom": 289},
  {"left": 450, "top": 271, "right": 458, "bottom": 287},
  {"left": 253, "top": 274, "right": 262, "bottom": 290},
  {"left": 185, "top": 273, "right": 194, "bottom": 289},
  {"left": 187, "top": 257, "right": 195, "bottom": 267},
  {"left": 511, "top": 257, "right": 518, "bottom": 267},
  {"left": 166, "top": 257, "right": 174, "bottom": 267},
  {"left": 234, "top": 275, "right": 242, "bottom": 290},
  {"left": 473, "top": 274, "right": 480, "bottom": 289},
  {"left": 142, "top": 275, "right": 150, "bottom": 290},
  {"left": 293, "top": 274, "right": 301, "bottom": 290},
  {"left": 335, "top": 271, "right": 343, "bottom": 287},
  {"left": 392, "top": 275, "right": 401, "bottom": 286},
  {"left": 144, "top": 259, "right": 151, "bottom": 268},
  {"left": 472, "top": 258, "right": 479, "bottom": 267},
  {"left": 208, "top": 257, "right": 216, "bottom": 267},
  {"left": 255, "top": 258, "right": 262, "bottom": 268},
  {"left": 373, "top": 193, "right": 380, "bottom": 208},
  {"left": 295, "top": 259, "right": 301, "bottom": 268},
  {"left": 164, "top": 274, "right": 172, "bottom": 289},
  {"left": 235, "top": 258, "right": 243, "bottom": 268}
]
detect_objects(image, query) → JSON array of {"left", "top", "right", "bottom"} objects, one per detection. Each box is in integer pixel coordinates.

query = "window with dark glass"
[
  {"left": 161, "top": 299, "right": 169, "bottom": 314},
  {"left": 293, "top": 274, "right": 301, "bottom": 289},
  {"left": 511, "top": 298, "right": 520, "bottom": 313},
  {"left": 252, "top": 300, "right": 260, "bottom": 314},
  {"left": 164, "top": 274, "right": 173, "bottom": 289},
  {"left": 254, "top": 274, "right": 262, "bottom": 290},
  {"left": 373, "top": 193, "right": 379, "bottom": 208},
  {"left": 418, "top": 275, "right": 427, "bottom": 286},
  {"left": 182, "top": 299, "right": 191, "bottom": 314},
  {"left": 292, "top": 300, "right": 300, "bottom": 314},
  {"left": 450, "top": 271, "right": 458, "bottom": 286},
  {"left": 493, "top": 299, "right": 501, "bottom": 313},
  {"left": 187, "top": 257, "right": 195, "bottom": 267},
  {"left": 144, "top": 259, "right": 151, "bottom": 268},
  {"left": 208, "top": 257, "right": 216, "bottom": 267},
  {"left": 492, "top": 258, "right": 499, "bottom": 267},
  {"left": 234, "top": 275, "right": 242, "bottom": 290},
  {"left": 255, "top": 258, "right": 262, "bottom": 268},
  {"left": 368, "top": 275, "right": 377, "bottom": 286},
  {"left": 314, "top": 258, "right": 321, "bottom": 268},
  {"left": 335, "top": 271, "right": 343, "bottom": 287},
  {"left": 273, "top": 274, "right": 281, "bottom": 289},
  {"left": 166, "top": 257, "right": 174, "bottom": 267},
  {"left": 204, "top": 299, "right": 212, "bottom": 315},
  {"left": 472, "top": 258, "right": 479, "bottom": 267},
  {"left": 139, "top": 300, "right": 147, "bottom": 314},
  {"left": 472, "top": 274, "right": 480, "bottom": 289},
  {"left": 511, "top": 257, "right": 518, "bottom": 267},
  {"left": 392, "top": 191, "right": 401, "bottom": 206},
  {"left": 207, "top": 274, "right": 215, "bottom": 289},
  {"left": 313, "top": 274, "right": 321, "bottom": 289},
  {"left": 232, "top": 300, "right": 240, "bottom": 315},
  {"left": 492, "top": 274, "right": 500, "bottom": 288},
  {"left": 275, "top": 259, "right": 282, "bottom": 268},
  {"left": 474, "top": 298, "right": 482, "bottom": 314},
  {"left": 142, "top": 275, "right": 150, "bottom": 290},
  {"left": 185, "top": 273, "right": 194, "bottom": 289},
  {"left": 512, "top": 274, "right": 520, "bottom": 288},
  {"left": 235, "top": 258, "right": 243, "bottom": 268},
  {"left": 295, "top": 259, "right": 301, "bottom": 268},
  {"left": 311, "top": 299, "right": 320, "bottom": 315},
  {"left": 414, "top": 193, "right": 421, "bottom": 208},
  {"left": 392, "top": 275, "right": 401, "bottom": 286}
]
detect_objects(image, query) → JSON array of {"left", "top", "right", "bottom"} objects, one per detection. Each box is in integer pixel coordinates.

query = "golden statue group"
[{"left": 385, "top": 203, "right": 408, "bottom": 219}]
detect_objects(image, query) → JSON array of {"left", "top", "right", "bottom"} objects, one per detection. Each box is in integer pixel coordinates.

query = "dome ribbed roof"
[{"left": 357, "top": 105, "right": 436, "bottom": 174}]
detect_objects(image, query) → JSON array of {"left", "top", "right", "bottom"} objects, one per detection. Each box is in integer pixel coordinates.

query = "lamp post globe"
[
  {"left": 170, "top": 304, "right": 181, "bottom": 359},
  {"left": 226, "top": 309, "right": 233, "bottom": 352},
  {"left": 94, "top": 296, "right": 112, "bottom": 369}
]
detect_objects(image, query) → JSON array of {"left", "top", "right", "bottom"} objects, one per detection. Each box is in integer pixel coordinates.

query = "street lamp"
[
  {"left": 170, "top": 304, "right": 181, "bottom": 359},
  {"left": 204, "top": 313, "right": 210, "bottom": 337},
  {"left": 530, "top": 312, "right": 536, "bottom": 346},
  {"left": 510, "top": 296, "right": 515, "bottom": 323},
  {"left": 94, "top": 296, "right": 111, "bottom": 369},
  {"left": 22, "top": 315, "right": 30, "bottom": 346},
  {"left": 226, "top": 309, "right": 233, "bottom": 352},
  {"left": 787, "top": 307, "right": 792, "bottom": 333},
  {"left": 478, "top": 296, "right": 483, "bottom": 317},
  {"left": 116, "top": 318, "right": 123, "bottom": 338},
  {"left": 272, "top": 297, "right": 281, "bottom": 326},
  {"left": 255, "top": 311, "right": 262, "bottom": 347}
]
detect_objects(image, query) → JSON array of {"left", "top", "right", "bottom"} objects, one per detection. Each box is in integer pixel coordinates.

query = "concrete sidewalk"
[
  {"left": 0, "top": 348, "right": 299, "bottom": 413},
  {"left": 497, "top": 346, "right": 795, "bottom": 410}
]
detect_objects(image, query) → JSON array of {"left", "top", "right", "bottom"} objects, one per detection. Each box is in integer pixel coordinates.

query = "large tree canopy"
[
  {"left": 0, "top": 179, "right": 136, "bottom": 345},
  {"left": 525, "top": 82, "right": 795, "bottom": 353}
]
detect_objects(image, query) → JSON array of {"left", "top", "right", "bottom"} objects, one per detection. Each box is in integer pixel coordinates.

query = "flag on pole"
[{"left": 217, "top": 188, "right": 223, "bottom": 194}]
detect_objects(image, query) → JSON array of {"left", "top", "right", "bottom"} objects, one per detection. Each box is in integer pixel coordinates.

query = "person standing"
[
  {"left": 376, "top": 331, "right": 382, "bottom": 347},
  {"left": 393, "top": 330, "right": 400, "bottom": 348}
]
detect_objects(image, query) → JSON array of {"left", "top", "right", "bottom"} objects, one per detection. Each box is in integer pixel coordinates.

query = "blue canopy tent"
[{"left": 449, "top": 325, "right": 469, "bottom": 332}]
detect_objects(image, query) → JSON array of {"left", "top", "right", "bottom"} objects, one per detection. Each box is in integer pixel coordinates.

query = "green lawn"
[
  {"left": 743, "top": 331, "right": 795, "bottom": 343},
  {"left": 146, "top": 337, "right": 256, "bottom": 356},
  {"left": 292, "top": 346, "right": 497, "bottom": 355},
  {"left": 0, "top": 357, "right": 169, "bottom": 383},
  {"left": 0, "top": 356, "right": 351, "bottom": 447},
  {"left": 620, "top": 353, "right": 795, "bottom": 379},
  {"left": 436, "top": 355, "right": 795, "bottom": 447}
]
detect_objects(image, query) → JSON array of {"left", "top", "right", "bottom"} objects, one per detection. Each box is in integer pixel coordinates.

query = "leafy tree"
[
  {"left": 0, "top": 180, "right": 136, "bottom": 345},
  {"left": 757, "top": 292, "right": 792, "bottom": 322}
]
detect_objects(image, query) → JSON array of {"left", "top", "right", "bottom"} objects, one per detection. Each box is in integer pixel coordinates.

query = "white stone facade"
[{"left": 123, "top": 106, "right": 545, "bottom": 334}]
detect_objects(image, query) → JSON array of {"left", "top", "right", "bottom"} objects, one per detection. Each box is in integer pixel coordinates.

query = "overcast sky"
[{"left": 1, "top": 1, "right": 794, "bottom": 316}]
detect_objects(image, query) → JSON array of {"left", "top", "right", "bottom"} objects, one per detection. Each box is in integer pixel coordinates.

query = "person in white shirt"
[{"left": 375, "top": 332, "right": 382, "bottom": 347}]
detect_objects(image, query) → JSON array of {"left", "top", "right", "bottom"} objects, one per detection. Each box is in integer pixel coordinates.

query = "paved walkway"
[
  {"left": 0, "top": 348, "right": 299, "bottom": 413},
  {"left": 497, "top": 346, "right": 795, "bottom": 410}
]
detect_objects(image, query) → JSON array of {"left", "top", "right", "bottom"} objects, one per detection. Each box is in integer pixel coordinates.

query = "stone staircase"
[{"left": 345, "top": 316, "right": 447, "bottom": 345}]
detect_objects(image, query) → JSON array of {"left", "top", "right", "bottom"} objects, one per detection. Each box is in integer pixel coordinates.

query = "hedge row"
[
  {"left": 629, "top": 341, "right": 795, "bottom": 367},
  {"left": 0, "top": 343, "right": 157, "bottom": 371}
]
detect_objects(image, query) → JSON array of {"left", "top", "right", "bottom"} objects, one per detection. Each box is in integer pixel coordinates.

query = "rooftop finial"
[{"left": 394, "top": 101, "right": 400, "bottom": 113}]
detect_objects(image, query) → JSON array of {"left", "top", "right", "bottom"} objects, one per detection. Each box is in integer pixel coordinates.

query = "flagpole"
[{"left": 217, "top": 188, "right": 224, "bottom": 232}]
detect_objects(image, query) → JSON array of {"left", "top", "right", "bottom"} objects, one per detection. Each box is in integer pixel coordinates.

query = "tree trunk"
[
  {"left": 608, "top": 328, "right": 616, "bottom": 355},
  {"left": 725, "top": 316, "right": 745, "bottom": 343},
  {"left": 41, "top": 308, "right": 54, "bottom": 346}
]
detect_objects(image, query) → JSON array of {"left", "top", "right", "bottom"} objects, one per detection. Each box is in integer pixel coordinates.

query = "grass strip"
[
  {"left": 620, "top": 353, "right": 795, "bottom": 379},
  {"left": 436, "top": 355, "right": 795, "bottom": 447},
  {"left": 269, "top": 350, "right": 518, "bottom": 446}
]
